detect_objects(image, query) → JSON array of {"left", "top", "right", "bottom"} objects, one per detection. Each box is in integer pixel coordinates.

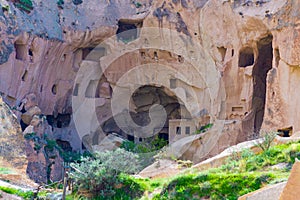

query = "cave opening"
[
  {"left": 14, "top": 43, "right": 27, "bottom": 61},
  {"left": 252, "top": 35, "right": 273, "bottom": 135},
  {"left": 56, "top": 139, "right": 72, "bottom": 152},
  {"left": 46, "top": 114, "right": 71, "bottom": 129},
  {"left": 116, "top": 20, "right": 142, "bottom": 43},
  {"left": 101, "top": 85, "right": 190, "bottom": 145},
  {"left": 238, "top": 47, "right": 254, "bottom": 67},
  {"left": 21, "top": 70, "right": 28, "bottom": 81}
]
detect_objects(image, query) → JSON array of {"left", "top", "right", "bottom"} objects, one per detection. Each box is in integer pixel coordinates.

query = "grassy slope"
[
  {"left": 142, "top": 141, "right": 300, "bottom": 200},
  {"left": 2, "top": 141, "right": 300, "bottom": 199}
]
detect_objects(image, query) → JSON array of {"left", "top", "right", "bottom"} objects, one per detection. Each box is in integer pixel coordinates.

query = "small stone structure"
[{"left": 169, "top": 119, "right": 197, "bottom": 144}]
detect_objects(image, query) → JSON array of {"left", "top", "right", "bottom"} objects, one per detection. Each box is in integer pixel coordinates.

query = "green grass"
[
  {"left": 0, "top": 186, "right": 33, "bottom": 199},
  {"left": 0, "top": 168, "right": 15, "bottom": 175},
  {"left": 68, "top": 141, "right": 300, "bottom": 199},
  {"left": 148, "top": 141, "right": 300, "bottom": 199},
  {"left": 152, "top": 171, "right": 289, "bottom": 200}
]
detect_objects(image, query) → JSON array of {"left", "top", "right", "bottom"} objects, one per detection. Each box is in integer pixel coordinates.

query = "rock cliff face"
[{"left": 0, "top": 0, "right": 299, "bottom": 165}]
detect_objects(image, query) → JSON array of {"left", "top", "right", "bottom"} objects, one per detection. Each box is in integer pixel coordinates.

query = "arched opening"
[
  {"left": 252, "top": 35, "right": 273, "bottom": 134},
  {"left": 101, "top": 85, "right": 191, "bottom": 144}
]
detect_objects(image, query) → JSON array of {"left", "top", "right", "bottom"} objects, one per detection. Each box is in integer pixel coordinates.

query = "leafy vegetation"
[
  {"left": 255, "top": 131, "right": 277, "bottom": 151},
  {"left": 69, "top": 148, "right": 143, "bottom": 199},
  {"left": 153, "top": 141, "right": 300, "bottom": 199},
  {"left": 0, "top": 168, "right": 14, "bottom": 175},
  {"left": 14, "top": 0, "right": 33, "bottom": 13},
  {"left": 57, "top": 0, "right": 64, "bottom": 9},
  {"left": 121, "top": 136, "right": 167, "bottom": 154},
  {"left": 195, "top": 123, "right": 213, "bottom": 134},
  {"left": 120, "top": 136, "right": 168, "bottom": 168},
  {"left": 72, "top": 0, "right": 83, "bottom": 6},
  {"left": 0, "top": 186, "right": 33, "bottom": 199},
  {"left": 13, "top": 133, "right": 299, "bottom": 200},
  {"left": 154, "top": 172, "right": 283, "bottom": 200}
]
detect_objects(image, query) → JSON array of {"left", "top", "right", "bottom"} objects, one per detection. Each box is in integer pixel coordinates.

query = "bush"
[
  {"left": 57, "top": 0, "right": 64, "bottom": 8},
  {"left": 255, "top": 131, "right": 277, "bottom": 151},
  {"left": 14, "top": 0, "right": 33, "bottom": 13},
  {"left": 120, "top": 136, "right": 168, "bottom": 169},
  {"left": 70, "top": 148, "right": 142, "bottom": 198}
]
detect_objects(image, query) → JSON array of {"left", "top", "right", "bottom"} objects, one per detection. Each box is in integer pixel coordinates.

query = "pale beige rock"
[
  {"left": 21, "top": 106, "right": 41, "bottom": 125},
  {"left": 0, "top": 0, "right": 299, "bottom": 180},
  {"left": 238, "top": 181, "right": 286, "bottom": 200},
  {"left": 139, "top": 159, "right": 180, "bottom": 179},
  {"left": 279, "top": 159, "right": 300, "bottom": 200}
]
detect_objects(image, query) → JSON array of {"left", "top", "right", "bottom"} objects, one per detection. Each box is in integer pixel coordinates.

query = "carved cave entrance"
[
  {"left": 101, "top": 85, "right": 191, "bottom": 143},
  {"left": 252, "top": 35, "right": 273, "bottom": 134}
]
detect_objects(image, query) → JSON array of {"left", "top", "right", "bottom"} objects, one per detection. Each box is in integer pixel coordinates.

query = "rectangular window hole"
[
  {"left": 232, "top": 106, "right": 243, "bottom": 112},
  {"left": 170, "top": 79, "right": 177, "bottom": 89},
  {"left": 185, "top": 127, "right": 190, "bottom": 134},
  {"left": 176, "top": 127, "right": 181, "bottom": 135}
]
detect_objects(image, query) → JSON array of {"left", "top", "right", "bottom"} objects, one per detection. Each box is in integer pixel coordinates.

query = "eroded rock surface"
[{"left": 0, "top": 0, "right": 299, "bottom": 180}]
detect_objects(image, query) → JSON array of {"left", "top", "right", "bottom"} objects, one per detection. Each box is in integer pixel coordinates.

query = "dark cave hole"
[
  {"left": 252, "top": 35, "right": 273, "bottom": 134},
  {"left": 21, "top": 70, "right": 28, "bottom": 81},
  {"left": 46, "top": 114, "right": 71, "bottom": 129},
  {"left": 81, "top": 46, "right": 106, "bottom": 61},
  {"left": 56, "top": 139, "right": 72, "bottom": 152},
  {"left": 275, "top": 48, "right": 280, "bottom": 67},
  {"left": 28, "top": 49, "right": 33, "bottom": 57},
  {"left": 101, "top": 85, "right": 190, "bottom": 145},
  {"left": 72, "top": 0, "right": 83, "bottom": 6},
  {"left": 14, "top": 43, "right": 27, "bottom": 61},
  {"left": 239, "top": 47, "right": 254, "bottom": 67},
  {"left": 116, "top": 20, "right": 142, "bottom": 43},
  {"left": 51, "top": 84, "right": 57, "bottom": 95}
]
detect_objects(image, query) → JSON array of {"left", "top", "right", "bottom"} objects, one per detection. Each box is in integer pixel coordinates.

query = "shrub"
[
  {"left": 72, "top": 0, "right": 83, "bottom": 5},
  {"left": 70, "top": 148, "right": 142, "bottom": 198},
  {"left": 255, "top": 131, "right": 277, "bottom": 151},
  {"left": 120, "top": 136, "right": 168, "bottom": 169},
  {"left": 195, "top": 123, "right": 213, "bottom": 134},
  {"left": 57, "top": 0, "right": 64, "bottom": 9},
  {"left": 14, "top": 0, "right": 33, "bottom": 13}
]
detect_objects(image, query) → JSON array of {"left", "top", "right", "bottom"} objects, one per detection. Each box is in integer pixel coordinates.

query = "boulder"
[
  {"left": 279, "top": 159, "right": 300, "bottom": 200},
  {"left": 21, "top": 106, "right": 42, "bottom": 125}
]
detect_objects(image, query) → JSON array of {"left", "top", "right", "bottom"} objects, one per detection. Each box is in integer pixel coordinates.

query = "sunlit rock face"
[
  {"left": 0, "top": 96, "right": 28, "bottom": 183},
  {"left": 0, "top": 0, "right": 299, "bottom": 163}
]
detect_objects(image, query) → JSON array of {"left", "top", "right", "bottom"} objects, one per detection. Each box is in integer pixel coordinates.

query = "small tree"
[
  {"left": 255, "top": 131, "right": 277, "bottom": 151},
  {"left": 70, "top": 148, "right": 141, "bottom": 197}
]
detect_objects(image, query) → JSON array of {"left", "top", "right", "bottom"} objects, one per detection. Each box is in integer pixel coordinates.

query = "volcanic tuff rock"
[{"left": 0, "top": 0, "right": 299, "bottom": 172}]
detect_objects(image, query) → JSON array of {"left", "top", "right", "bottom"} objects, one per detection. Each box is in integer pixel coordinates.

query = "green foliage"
[
  {"left": 14, "top": 0, "right": 33, "bottom": 13},
  {"left": 120, "top": 136, "right": 168, "bottom": 169},
  {"left": 255, "top": 131, "right": 277, "bottom": 151},
  {"left": 155, "top": 172, "right": 278, "bottom": 200},
  {"left": 0, "top": 167, "right": 14, "bottom": 175},
  {"left": 219, "top": 142, "right": 300, "bottom": 174},
  {"left": 70, "top": 148, "right": 142, "bottom": 199},
  {"left": 195, "top": 123, "right": 213, "bottom": 134},
  {"left": 57, "top": 0, "right": 64, "bottom": 8},
  {"left": 153, "top": 142, "right": 300, "bottom": 199},
  {"left": 0, "top": 186, "right": 33, "bottom": 199},
  {"left": 24, "top": 132, "right": 37, "bottom": 140},
  {"left": 133, "top": 1, "right": 142, "bottom": 8},
  {"left": 176, "top": 160, "right": 193, "bottom": 168},
  {"left": 121, "top": 136, "right": 167, "bottom": 153},
  {"left": 45, "top": 139, "right": 57, "bottom": 151}
]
